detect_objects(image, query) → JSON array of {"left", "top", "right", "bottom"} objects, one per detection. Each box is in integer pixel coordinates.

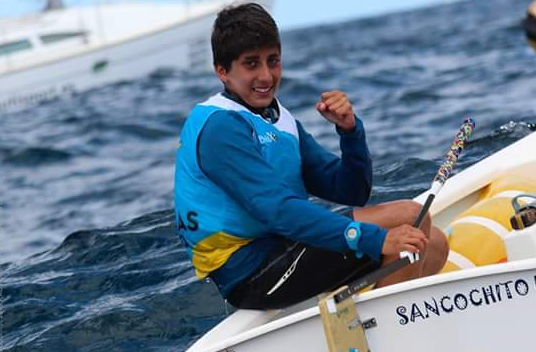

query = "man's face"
[{"left": 216, "top": 46, "right": 282, "bottom": 109}]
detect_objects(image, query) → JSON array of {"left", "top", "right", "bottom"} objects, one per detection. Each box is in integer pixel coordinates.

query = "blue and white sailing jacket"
[{"left": 174, "top": 93, "right": 387, "bottom": 296}]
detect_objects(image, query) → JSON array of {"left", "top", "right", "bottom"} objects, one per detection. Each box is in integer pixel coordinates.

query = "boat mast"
[{"left": 44, "top": 0, "right": 64, "bottom": 11}]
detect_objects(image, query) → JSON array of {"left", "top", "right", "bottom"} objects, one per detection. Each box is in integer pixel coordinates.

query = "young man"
[{"left": 174, "top": 3, "right": 448, "bottom": 310}]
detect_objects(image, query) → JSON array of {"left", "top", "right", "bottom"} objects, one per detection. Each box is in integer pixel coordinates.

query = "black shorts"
[{"left": 226, "top": 208, "right": 381, "bottom": 310}]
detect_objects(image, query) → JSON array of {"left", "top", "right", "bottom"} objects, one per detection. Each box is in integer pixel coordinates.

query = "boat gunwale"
[{"left": 418, "top": 132, "right": 536, "bottom": 218}]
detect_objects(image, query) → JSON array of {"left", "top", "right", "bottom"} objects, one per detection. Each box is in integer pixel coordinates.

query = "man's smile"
[{"left": 253, "top": 87, "right": 272, "bottom": 93}]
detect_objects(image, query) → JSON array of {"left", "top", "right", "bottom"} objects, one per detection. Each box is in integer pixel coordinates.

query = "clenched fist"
[
  {"left": 382, "top": 224, "right": 428, "bottom": 255},
  {"left": 315, "top": 91, "right": 356, "bottom": 131}
]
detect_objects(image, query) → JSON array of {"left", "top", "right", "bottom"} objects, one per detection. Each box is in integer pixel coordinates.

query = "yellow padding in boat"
[
  {"left": 447, "top": 222, "right": 507, "bottom": 266},
  {"left": 455, "top": 197, "right": 515, "bottom": 230},
  {"left": 442, "top": 261, "right": 462, "bottom": 273},
  {"left": 440, "top": 174, "right": 536, "bottom": 274},
  {"left": 478, "top": 173, "right": 536, "bottom": 200}
]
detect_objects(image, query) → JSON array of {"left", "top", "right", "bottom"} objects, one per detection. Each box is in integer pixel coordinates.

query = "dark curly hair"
[{"left": 211, "top": 3, "right": 281, "bottom": 70}]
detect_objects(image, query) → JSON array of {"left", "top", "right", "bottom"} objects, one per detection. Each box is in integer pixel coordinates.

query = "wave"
[
  {"left": 0, "top": 209, "right": 225, "bottom": 352},
  {"left": 2, "top": 147, "right": 73, "bottom": 165}
]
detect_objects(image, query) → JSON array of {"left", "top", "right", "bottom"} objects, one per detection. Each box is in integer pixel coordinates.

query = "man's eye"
[
  {"left": 268, "top": 58, "right": 280, "bottom": 67},
  {"left": 245, "top": 60, "right": 257, "bottom": 68}
]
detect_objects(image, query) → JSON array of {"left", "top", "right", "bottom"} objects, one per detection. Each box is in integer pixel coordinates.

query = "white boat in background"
[
  {"left": 186, "top": 131, "right": 536, "bottom": 352},
  {"left": 0, "top": 0, "right": 274, "bottom": 112}
]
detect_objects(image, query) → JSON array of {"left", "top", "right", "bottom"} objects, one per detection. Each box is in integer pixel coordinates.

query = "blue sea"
[{"left": 1, "top": 0, "right": 536, "bottom": 350}]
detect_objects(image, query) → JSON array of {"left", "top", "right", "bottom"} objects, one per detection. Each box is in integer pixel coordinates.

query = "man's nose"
[{"left": 258, "top": 63, "right": 271, "bottom": 81}]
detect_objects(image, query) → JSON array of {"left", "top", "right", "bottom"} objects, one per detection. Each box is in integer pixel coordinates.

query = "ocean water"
[{"left": 1, "top": 0, "right": 536, "bottom": 350}]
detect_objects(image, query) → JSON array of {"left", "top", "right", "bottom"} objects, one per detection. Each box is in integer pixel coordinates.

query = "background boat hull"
[{"left": 0, "top": 13, "right": 214, "bottom": 111}]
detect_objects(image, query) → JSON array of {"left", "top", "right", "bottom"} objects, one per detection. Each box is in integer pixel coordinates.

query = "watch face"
[{"left": 347, "top": 228, "right": 358, "bottom": 239}]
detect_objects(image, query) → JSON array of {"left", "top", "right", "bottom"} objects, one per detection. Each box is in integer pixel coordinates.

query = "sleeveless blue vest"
[{"left": 174, "top": 93, "right": 307, "bottom": 278}]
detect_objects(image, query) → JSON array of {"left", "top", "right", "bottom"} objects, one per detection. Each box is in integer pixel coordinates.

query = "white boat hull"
[
  {"left": 0, "top": 13, "right": 213, "bottom": 111},
  {"left": 225, "top": 260, "right": 536, "bottom": 352}
]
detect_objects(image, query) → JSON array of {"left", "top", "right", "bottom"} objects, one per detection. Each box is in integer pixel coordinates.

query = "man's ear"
[{"left": 215, "top": 65, "right": 228, "bottom": 84}]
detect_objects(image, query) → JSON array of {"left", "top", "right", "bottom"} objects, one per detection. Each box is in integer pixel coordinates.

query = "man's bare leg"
[
  {"left": 421, "top": 226, "right": 449, "bottom": 276},
  {"left": 351, "top": 200, "right": 448, "bottom": 287}
]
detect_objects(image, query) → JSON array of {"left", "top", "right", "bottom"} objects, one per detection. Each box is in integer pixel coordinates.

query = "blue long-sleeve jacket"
[{"left": 195, "top": 109, "right": 386, "bottom": 295}]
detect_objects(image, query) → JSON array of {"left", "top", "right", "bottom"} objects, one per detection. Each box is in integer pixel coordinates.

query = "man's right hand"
[{"left": 381, "top": 224, "right": 428, "bottom": 255}]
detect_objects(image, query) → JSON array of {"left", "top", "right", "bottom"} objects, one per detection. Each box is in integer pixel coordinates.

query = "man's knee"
[{"left": 397, "top": 200, "right": 431, "bottom": 230}]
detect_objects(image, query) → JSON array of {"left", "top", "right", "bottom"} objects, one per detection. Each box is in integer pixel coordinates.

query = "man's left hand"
[{"left": 315, "top": 91, "right": 356, "bottom": 132}]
